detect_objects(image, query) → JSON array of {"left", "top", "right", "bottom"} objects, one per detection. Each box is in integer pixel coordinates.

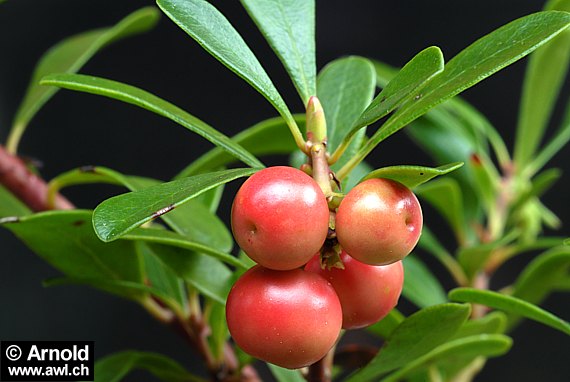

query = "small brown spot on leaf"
[
  {"left": 151, "top": 204, "right": 175, "bottom": 219},
  {"left": 79, "top": 165, "right": 97, "bottom": 173},
  {"left": 72, "top": 220, "right": 85, "bottom": 227}
]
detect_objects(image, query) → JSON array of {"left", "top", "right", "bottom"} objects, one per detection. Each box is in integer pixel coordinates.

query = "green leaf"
[
  {"left": 514, "top": 0, "right": 570, "bottom": 169},
  {"left": 241, "top": 0, "right": 315, "bottom": 104},
  {"left": 344, "top": 11, "right": 570, "bottom": 173},
  {"left": 402, "top": 255, "right": 447, "bottom": 308},
  {"left": 415, "top": 178, "right": 466, "bottom": 244},
  {"left": 346, "top": 303, "right": 471, "bottom": 382},
  {"left": 138, "top": 243, "right": 188, "bottom": 314},
  {"left": 1, "top": 210, "right": 144, "bottom": 300},
  {"left": 316, "top": 56, "right": 376, "bottom": 167},
  {"left": 92, "top": 168, "right": 258, "bottom": 242},
  {"left": 85, "top": 351, "right": 202, "bottom": 382},
  {"left": 361, "top": 162, "right": 463, "bottom": 189},
  {"left": 0, "top": 185, "right": 31, "bottom": 218},
  {"left": 206, "top": 299, "right": 229, "bottom": 361},
  {"left": 176, "top": 115, "right": 302, "bottom": 178},
  {"left": 405, "top": 107, "right": 484, "bottom": 222},
  {"left": 49, "top": 166, "right": 233, "bottom": 251},
  {"left": 367, "top": 309, "right": 405, "bottom": 339},
  {"left": 452, "top": 311, "right": 507, "bottom": 340},
  {"left": 380, "top": 334, "right": 512, "bottom": 382},
  {"left": 122, "top": 227, "right": 247, "bottom": 269},
  {"left": 416, "top": 227, "right": 469, "bottom": 286},
  {"left": 40, "top": 74, "right": 263, "bottom": 169},
  {"left": 511, "top": 246, "right": 570, "bottom": 312},
  {"left": 267, "top": 363, "right": 306, "bottom": 382},
  {"left": 144, "top": 243, "right": 233, "bottom": 304},
  {"left": 526, "top": 98, "right": 570, "bottom": 177},
  {"left": 449, "top": 288, "right": 570, "bottom": 336},
  {"left": 457, "top": 230, "right": 519, "bottom": 280},
  {"left": 441, "top": 98, "right": 509, "bottom": 167},
  {"left": 156, "top": 0, "right": 298, "bottom": 135},
  {"left": 354, "top": 46, "right": 444, "bottom": 130},
  {"left": 7, "top": 7, "right": 160, "bottom": 153}
]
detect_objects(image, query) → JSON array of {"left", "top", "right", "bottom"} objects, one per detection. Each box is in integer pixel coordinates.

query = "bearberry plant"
[{"left": 1, "top": 0, "right": 570, "bottom": 381}]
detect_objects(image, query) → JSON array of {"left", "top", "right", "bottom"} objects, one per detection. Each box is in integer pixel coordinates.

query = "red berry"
[
  {"left": 335, "top": 178, "right": 422, "bottom": 265},
  {"left": 226, "top": 266, "right": 342, "bottom": 369},
  {"left": 231, "top": 166, "right": 330, "bottom": 270},
  {"left": 305, "top": 252, "right": 404, "bottom": 329}
]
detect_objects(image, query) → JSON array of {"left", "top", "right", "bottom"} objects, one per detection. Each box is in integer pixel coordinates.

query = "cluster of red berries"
[{"left": 226, "top": 166, "right": 422, "bottom": 369}]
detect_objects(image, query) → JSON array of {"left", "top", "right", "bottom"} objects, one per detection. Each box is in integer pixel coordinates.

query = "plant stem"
[
  {"left": 5, "top": 122, "right": 25, "bottom": 155},
  {"left": 287, "top": 115, "right": 309, "bottom": 154},
  {"left": 0, "top": 144, "right": 73, "bottom": 211},
  {"left": 306, "top": 347, "right": 335, "bottom": 382}
]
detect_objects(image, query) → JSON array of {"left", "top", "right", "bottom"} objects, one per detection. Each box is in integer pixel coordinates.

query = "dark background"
[{"left": 0, "top": 0, "right": 569, "bottom": 381}]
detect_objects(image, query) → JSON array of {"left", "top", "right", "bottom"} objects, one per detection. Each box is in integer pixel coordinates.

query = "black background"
[{"left": 0, "top": 1, "right": 569, "bottom": 381}]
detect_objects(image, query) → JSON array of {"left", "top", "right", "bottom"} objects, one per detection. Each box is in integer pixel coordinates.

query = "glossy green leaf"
[
  {"left": 343, "top": 161, "right": 374, "bottom": 192},
  {"left": 85, "top": 351, "right": 202, "bottom": 382},
  {"left": 367, "top": 309, "right": 405, "bottom": 339},
  {"left": 316, "top": 56, "right": 376, "bottom": 168},
  {"left": 241, "top": 0, "right": 315, "bottom": 103},
  {"left": 49, "top": 166, "right": 233, "bottom": 251},
  {"left": 402, "top": 255, "right": 447, "bottom": 308},
  {"left": 156, "top": 0, "right": 298, "bottom": 133},
  {"left": 449, "top": 288, "right": 570, "bottom": 335},
  {"left": 122, "top": 228, "right": 247, "bottom": 269},
  {"left": 415, "top": 178, "right": 466, "bottom": 244},
  {"left": 380, "top": 334, "right": 512, "bottom": 382},
  {"left": 361, "top": 162, "right": 463, "bottom": 189},
  {"left": 40, "top": 74, "right": 263, "bottom": 169},
  {"left": 7, "top": 7, "right": 160, "bottom": 153},
  {"left": 452, "top": 311, "right": 507, "bottom": 340},
  {"left": 1, "top": 210, "right": 144, "bottom": 299},
  {"left": 0, "top": 184, "right": 31, "bottom": 218},
  {"left": 92, "top": 168, "right": 258, "bottom": 242},
  {"left": 176, "top": 115, "right": 302, "bottom": 178},
  {"left": 346, "top": 303, "right": 471, "bottom": 381},
  {"left": 344, "top": 11, "right": 570, "bottom": 173},
  {"left": 267, "top": 364, "right": 306, "bottom": 382},
  {"left": 514, "top": 0, "right": 570, "bottom": 169},
  {"left": 512, "top": 246, "right": 570, "bottom": 311},
  {"left": 138, "top": 243, "right": 188, "bottom": 314},
  {"left": 354, "top": 47, "right": 444, "bottom": 130},
  {"left": 145, "top": 243, "right": 233, "bottom": 304},
  {"left": 160, "top": 200, "right": 233, "bottom": 252},
  {"left": 372, "top": 58, "right": 505, "bottom": 168}
]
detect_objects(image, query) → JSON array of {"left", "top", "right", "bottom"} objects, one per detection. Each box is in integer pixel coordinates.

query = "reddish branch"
[{"left": 0, "top": 144, "right": 73, "bottom": 211}]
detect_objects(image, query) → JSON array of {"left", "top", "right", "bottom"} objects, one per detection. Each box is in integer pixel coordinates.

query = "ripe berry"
[
  {"left": 305, "top": 252, "right": 404, "bottom": 329},
  {"left": 335, "top": 178, "right": 422, "bottom": 265},
  {"left": 226, "top": 266, "right": 342, "bottom": 369},
  {"left": 231, "top": 166, "right": 330, "bottom": 270}
]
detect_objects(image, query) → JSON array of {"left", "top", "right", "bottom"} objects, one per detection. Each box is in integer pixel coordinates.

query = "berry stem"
[{"left": 305, "top": 96, "right": 334, "bottom": 199}]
